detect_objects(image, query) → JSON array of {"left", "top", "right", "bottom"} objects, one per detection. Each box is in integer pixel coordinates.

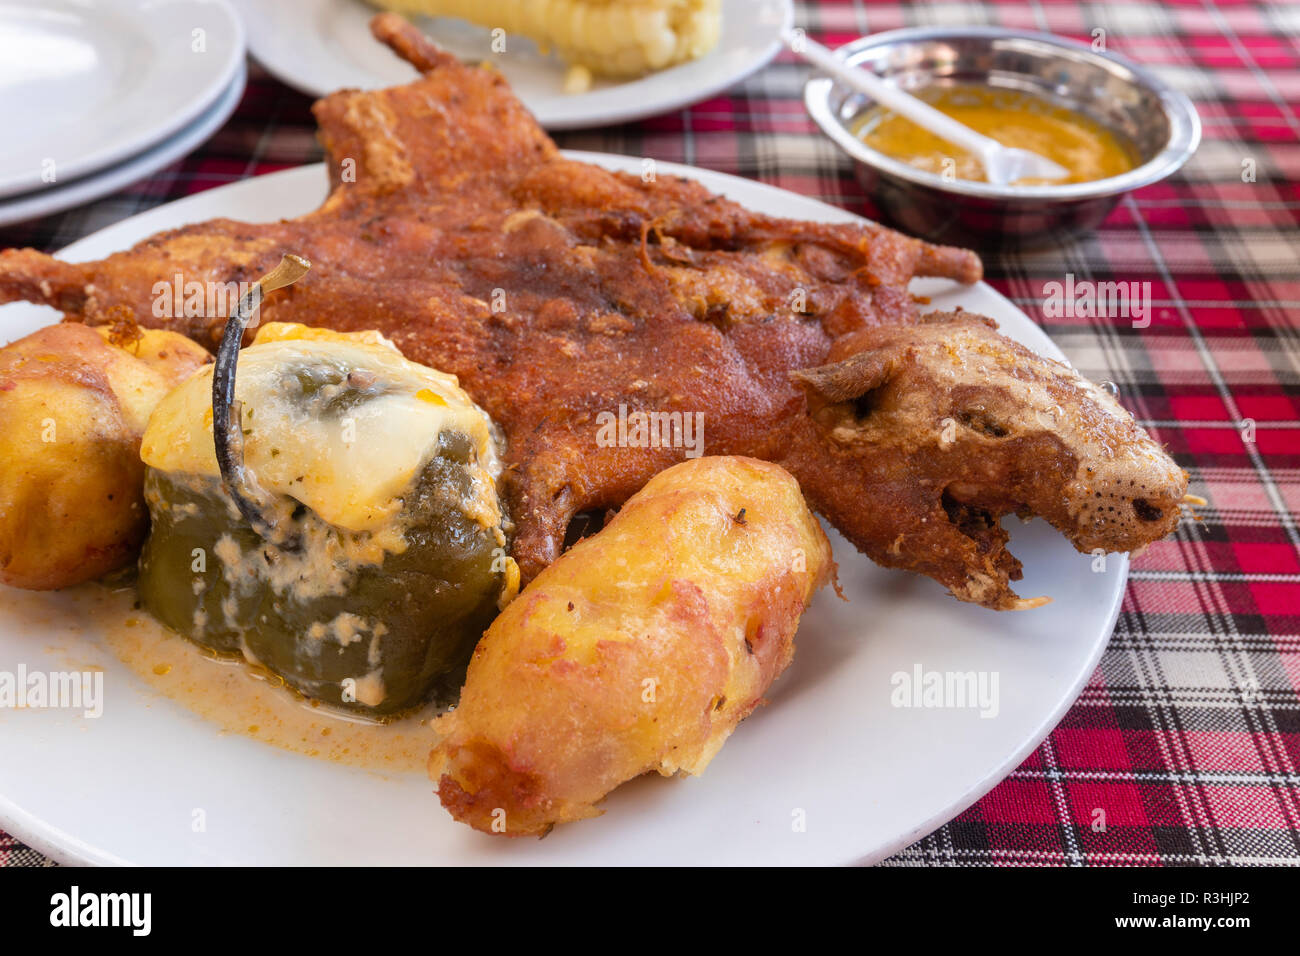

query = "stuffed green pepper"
[{"left": 137, "top": 322, "right": 518, "bottom": 717}]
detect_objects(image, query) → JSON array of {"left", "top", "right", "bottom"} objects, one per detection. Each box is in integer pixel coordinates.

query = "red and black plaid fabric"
[{"left": 2, "top": 0, "right": 1297, "bottom": 866}]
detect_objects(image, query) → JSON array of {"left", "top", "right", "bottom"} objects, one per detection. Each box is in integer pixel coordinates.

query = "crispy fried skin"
[
  {"left": 0, "top": 14, "right": 1185, "bottom": 607},
  {"left": 0, "top": 323, "right": 211, "bottom": 589},
  {"left": 429, "top": 456, "right": 834, "bottom": 836}
]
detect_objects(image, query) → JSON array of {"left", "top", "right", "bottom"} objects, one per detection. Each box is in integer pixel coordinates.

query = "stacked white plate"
[{"left": 0, "top": 0, "right": 246, "bottom": 228}]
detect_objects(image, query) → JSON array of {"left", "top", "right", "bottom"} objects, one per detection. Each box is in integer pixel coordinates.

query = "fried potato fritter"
[
  {"left": 0, "top": 323, "right": 210, "bottom": 589},
  {"left": 429, "top": 456, "right": 834, "bottom": 836}
]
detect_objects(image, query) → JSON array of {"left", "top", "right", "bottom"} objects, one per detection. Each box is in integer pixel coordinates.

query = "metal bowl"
[{"left": 803, "top": 27, "right": 1201, "bottom": 246}]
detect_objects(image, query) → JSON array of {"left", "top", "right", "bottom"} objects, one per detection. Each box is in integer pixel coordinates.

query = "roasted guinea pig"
[
  {"left": 0, "top": 14, "right": 1188, "bottom": 609},
  {"left": 786, "top": 313, "right": 1189, "bottom": 609},
  {"left": 0, "top": 321, "right": 211, "bottom": 590},
  {"left": 429, "top": 455, "right": 834, "bottom": 836},
  {"left": 137, "top": 322, "right": 519, "bottom": 716}
]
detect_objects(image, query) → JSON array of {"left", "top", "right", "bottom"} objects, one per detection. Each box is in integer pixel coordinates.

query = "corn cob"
[{"left": 372, "top": 0, "right": 722, "bottom": 80}]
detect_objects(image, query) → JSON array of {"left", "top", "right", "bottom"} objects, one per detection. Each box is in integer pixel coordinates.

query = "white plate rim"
[
  {"left": 0, "top": 157, "right": 1126, "bottom": 866},
  {"left": 231, "top": 0, "right": 792, "bottom": 129},
  {"left": 0, "top": 0, "right": 245, "bottom": 200}
]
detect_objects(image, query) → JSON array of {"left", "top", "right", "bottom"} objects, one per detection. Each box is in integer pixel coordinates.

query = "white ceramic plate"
[
  {"left": 0, "top": 156, "right": 1124, "bottom": 865},
  {"left": 230, "top": 0, "right": 791, "bottom": 128},
  {"left": 0, "top": 62, "right": 246, "bottom": 229},
  {"left": 0, "top": 0, "right": 244, "bottom": 200}
]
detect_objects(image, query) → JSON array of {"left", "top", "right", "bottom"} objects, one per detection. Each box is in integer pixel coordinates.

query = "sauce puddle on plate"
[
  {"left": 853, "top": 83, "right": 1136, "bottom": 185},
  {"left": 60, "top": 583, "right": 442, "bottom": 774}
]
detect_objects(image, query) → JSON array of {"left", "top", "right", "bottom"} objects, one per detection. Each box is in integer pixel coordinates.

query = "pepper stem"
[{"left": 211, "top": 254, "right": 311, "bottom": 548}]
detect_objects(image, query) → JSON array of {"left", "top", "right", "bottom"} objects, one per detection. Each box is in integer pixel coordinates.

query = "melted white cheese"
[{"left": 140, "top": 323, "right": 501, "bottom": 533}]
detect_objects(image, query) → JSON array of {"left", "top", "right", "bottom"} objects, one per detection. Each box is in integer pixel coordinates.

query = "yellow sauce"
[
  {"left": 853, "top": 84, "right": 1136, "bottom": 185},
  {"left": 0, "top": 581, "right": 440, "bottom": 773}
]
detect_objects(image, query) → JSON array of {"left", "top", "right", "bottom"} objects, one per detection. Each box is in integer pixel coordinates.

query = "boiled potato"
[
  {"left": 429, "top": 455, "right": 835, "bottom": 836},
  {"left": 0, "top": 322, "right": 210, "bottom": 589}
]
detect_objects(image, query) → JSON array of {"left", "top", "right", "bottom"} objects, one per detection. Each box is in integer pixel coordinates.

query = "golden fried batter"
[
  {"left": 0, "top": 14, "right": 1185, "bottom": 607},
  {"left": 0, "top": 322, "right": 210, "bottom": 589},
  {"left": 429, "top": 456, "right": 834, "bottom": 836}
]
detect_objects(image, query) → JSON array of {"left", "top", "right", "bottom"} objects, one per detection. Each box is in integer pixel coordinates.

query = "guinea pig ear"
[{"left": 789, "top": 345, "right": 905, "bottom": 404}]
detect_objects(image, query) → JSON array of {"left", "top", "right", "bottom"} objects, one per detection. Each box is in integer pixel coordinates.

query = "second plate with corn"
[{"left": 232, "top": 0, "right": 792, "bottom": 128}]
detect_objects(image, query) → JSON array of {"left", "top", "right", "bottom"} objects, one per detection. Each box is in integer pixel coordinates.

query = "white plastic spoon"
[{"left": 787, "top": 30, "right": 1070, "bottom": 186}]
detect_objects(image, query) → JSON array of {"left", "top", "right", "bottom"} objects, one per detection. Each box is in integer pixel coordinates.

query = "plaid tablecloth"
[{"left": 2, "top": 0, "right": 1297, "bottom": 867}]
